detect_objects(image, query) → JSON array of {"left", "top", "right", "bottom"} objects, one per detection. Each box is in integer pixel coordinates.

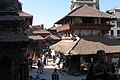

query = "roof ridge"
[{"left": 67, "top": 5, "right": 84, "bottom": 16}]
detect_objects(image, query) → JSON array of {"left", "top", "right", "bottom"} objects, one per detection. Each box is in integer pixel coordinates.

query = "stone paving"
[{"left": 29, "top": 59, "right": 86, "bottom": 80}]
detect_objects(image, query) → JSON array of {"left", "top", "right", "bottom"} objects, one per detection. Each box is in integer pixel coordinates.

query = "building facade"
[
  {"left": 70, "top": 0, "right": 99, "bottom": 10},
  {"left": 107, "top": 9, "right": 120, "bottom": 37}
]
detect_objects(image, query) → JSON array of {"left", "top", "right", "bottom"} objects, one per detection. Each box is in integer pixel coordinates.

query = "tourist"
[
  {"left": 52, "top": 68, "right": 59, "bottom": 80},
  {"left": 37, "top": 59, "right": 44, "bottom": 74}
]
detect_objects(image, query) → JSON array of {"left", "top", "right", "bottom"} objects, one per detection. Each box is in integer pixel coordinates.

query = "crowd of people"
[
  {"left": 28, "top": 51, "right": 49, "bottom": 73},
  {"left": 28, "top": 49, "right": 120, "bottom": 80},
  {"left": 28, "top": 50, "right": 62, "bottom": 73}
]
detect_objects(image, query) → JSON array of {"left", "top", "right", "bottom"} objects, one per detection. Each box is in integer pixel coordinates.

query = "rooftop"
[
  {"left": 50, "top": 35, "right": 120, "bottom": 55},
  {"left": 56, "top": 5, "right": 115, "bottom": 24}
]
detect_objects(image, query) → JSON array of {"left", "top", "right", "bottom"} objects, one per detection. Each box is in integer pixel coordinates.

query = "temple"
[
  {"left": 50, "top": 5, "right": 120, "bottom": 74},
  {"left": 0, "top": 0, "right": 31, "bottom": 80}
]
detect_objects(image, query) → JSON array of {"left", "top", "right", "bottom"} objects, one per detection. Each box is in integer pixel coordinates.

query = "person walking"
[
  {"left": 37, "top": 59, "right": 44, "bottom": 74},
  {"left": 52, "top": 68, "right": 59, "bottom": 80}
]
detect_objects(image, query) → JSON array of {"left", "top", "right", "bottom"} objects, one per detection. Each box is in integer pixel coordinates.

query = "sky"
[{"left": 19, "top": 0, "right": 120, "bottom": 28}]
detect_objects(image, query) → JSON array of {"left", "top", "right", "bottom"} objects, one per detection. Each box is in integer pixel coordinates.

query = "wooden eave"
[
  {"left": 57, "top": 23, "right": 112, "bottom": 32},
  {"left": 18, "top": 11, "right": 33, "bottom": 18},
  {"left": 0, "top": 15, "right": 23, "bottom": 21},
  {"left": 57, "top": 24, "right": 70, "bottom": 32},
  {"left": 0, "top": 33, "right": 30, "bottom": 42},
  {"left": 55, "top": 16, "right": 116, "bottom": 25},
  {"left": 55, "top": 16, "right": 69, "bottom": 24}
]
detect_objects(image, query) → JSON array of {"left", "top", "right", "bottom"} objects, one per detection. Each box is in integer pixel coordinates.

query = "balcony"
[{"left": 57, "top": 23, "right": 113, "bottom": 32}]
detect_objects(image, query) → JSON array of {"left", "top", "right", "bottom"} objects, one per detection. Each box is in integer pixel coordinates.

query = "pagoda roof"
[
  {"left": 28, "top": 35, "right": 44, "bottom": 41},
  {"left": 55, "top": 5, "right": 116, "bottom": 24},
  {"left": 24, "top": 29, "right": 44, "bottom": 41},
  {"left": 70, "top": 36, "right": 120, "bottom": 55},
  {"left": 48, "top": 25, "right": 57, "bottom": 31},
  {"left": 33, "top": 29, "right": 50, "bottom": 34},
  {"left": 0, "top": 11, "right": 23, "bottom": 21},
  {"left": 0, "top": 33, "right": 30, "bottom": 42},
  {"left": 18, "top": 11, "right": 33, "bottom": 18},
  {"left": 50, "top": 40, "right": 77, "bottom": 54},
  {"left": 45, "top": 34, "right": 61, "bottom": 40},
  {"left": 32, "top": 25, "right": 44, "bottom": 30},
  {"left": 0, "top": 15, "right": 23, "bottom": 21},
  {"left": 50, "top": 36, "right": 120, "bottom": 55}
]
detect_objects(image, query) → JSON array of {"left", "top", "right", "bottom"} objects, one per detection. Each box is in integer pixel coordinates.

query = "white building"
[
  {"left": 107, "top": 9, "right": 120, "bottom": 36},
  {"left": 70, "top": 0, "right": 99, "bottom": 10}
]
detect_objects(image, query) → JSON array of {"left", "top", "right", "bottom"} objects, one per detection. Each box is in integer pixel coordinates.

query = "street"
[{"left": 29, "top": 59, "right": 86, "bottom": 80}]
